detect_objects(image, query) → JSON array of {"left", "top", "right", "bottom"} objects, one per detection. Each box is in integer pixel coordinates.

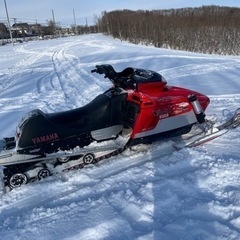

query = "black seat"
[
  {"left": 46, "top": 94, "right": 111, "bottom": 133},
  {"left": 18, "top": 91, "right": 129, "bottom": 149}
]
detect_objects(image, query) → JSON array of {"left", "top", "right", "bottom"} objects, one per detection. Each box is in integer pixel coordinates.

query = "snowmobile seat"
[
  {"left": 46, "top": 91, "right": 128, "bottom": 133},
  {"left": 17, "top": 91, "right": 129, "bottom": 150},
  {"left": 46, "top": 94, "right": 111, "bottom": 130}
]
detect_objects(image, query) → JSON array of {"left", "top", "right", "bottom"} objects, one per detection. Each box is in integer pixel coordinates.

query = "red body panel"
[{"left": 127, "top": 82, "right": 210, "bottom": 139}]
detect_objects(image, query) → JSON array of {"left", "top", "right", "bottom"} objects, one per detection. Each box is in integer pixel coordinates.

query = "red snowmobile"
[{"left": 0, "top": 64, "right": 238, "bottom": 189}]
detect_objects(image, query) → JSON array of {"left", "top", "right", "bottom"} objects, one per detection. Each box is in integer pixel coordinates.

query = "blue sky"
[{"left": 1, "top": 0, "right": 240, "bottom": 27}]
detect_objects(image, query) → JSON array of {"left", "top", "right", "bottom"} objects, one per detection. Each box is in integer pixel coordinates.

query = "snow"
[{"left": 0, "top": 34, "right": 240, "bottom": 240}]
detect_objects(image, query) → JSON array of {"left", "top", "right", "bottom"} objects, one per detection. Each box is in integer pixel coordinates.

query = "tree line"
[{"left": 96, "top": 6, "right": 240, "bottom": 55}]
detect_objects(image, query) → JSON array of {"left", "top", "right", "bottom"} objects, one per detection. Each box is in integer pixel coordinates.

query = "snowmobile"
[{"left": 0, "top": 64, "right": 239, "bottom": 189}]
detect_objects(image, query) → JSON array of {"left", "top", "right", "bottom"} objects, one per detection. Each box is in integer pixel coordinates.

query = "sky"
[{"left": 1, "top": 0, "right": 240, "bottom": 27}]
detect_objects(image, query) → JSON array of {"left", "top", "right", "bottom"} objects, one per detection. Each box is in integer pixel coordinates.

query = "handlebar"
[
  {"left": 91, "top": 64, "right": 117, "bottom": 79},
  {"left": 91, "top": 64, "right": 136, "bottom": 89}
]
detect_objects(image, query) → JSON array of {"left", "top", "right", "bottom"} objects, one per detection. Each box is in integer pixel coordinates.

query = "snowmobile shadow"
[{"left": 150, "top": 143, "right": 220, "bottom": 239}]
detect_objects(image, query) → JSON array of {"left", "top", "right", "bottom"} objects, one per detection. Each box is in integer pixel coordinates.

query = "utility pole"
[
  {"left": 73, "top": 9, "right": 78, "bottom": 35},
  {"left": 52, "top": 9, "right": 56, "bottom": 37},
  {"left": 4, "top": 0, "right": 13, "bottom": 45}
]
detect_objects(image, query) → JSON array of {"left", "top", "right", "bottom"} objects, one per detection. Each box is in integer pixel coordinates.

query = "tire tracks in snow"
[
  {"left": 36, "top": 72, "right": 55, "bottom": 94},
  {"left": 0, "top": 44, "right": 50, "bottom": 96},
  {"left": 51, "top": 44, "right": 105, "bottom": 108},
  {"left": 51, "top": 47, "right": 89, "bottom": 108}
]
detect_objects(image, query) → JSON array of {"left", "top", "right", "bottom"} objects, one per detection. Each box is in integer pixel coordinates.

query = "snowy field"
[{"left": 0, "top": 34, "right": 240, "bottom": 240}]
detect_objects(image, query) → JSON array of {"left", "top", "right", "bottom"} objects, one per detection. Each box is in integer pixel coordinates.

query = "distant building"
[
  {"left": 29, "top": 24, "right": 43, "bottom": 36},
  {"left": 0, "top": 23, "right": 8, "bottom": 38},
  {"left": 12, "top": 23, "right": 31, "bottom": 37}
]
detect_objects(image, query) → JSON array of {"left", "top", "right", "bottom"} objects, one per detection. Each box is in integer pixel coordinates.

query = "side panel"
[
  {"left": 133, "top": 110, "right": 197, "bottom": 139},
  {"left": 91, "top": 125, "right": 123, "bottom": 141}
]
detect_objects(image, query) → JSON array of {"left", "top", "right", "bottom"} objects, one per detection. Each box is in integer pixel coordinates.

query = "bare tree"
[
  {"left": 97, "top": 6, "right": 240, "bottom": 55},
  {"left": 47, "top": 20, "right": 56, "bottom": 36}
]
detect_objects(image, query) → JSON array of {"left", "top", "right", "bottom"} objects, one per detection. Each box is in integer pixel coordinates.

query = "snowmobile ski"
[{"left": 173, "top": 108, "right": 240, "bottom": 149}]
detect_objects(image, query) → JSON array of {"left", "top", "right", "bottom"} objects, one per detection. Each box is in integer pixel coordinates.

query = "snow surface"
[{"left": 0, "top": 34, "right": 240, "bottom": 240}]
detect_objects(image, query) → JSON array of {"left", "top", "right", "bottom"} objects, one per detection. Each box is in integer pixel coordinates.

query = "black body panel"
[{"left": 17, "top": 89, "right": 129, "bottom": 154}]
